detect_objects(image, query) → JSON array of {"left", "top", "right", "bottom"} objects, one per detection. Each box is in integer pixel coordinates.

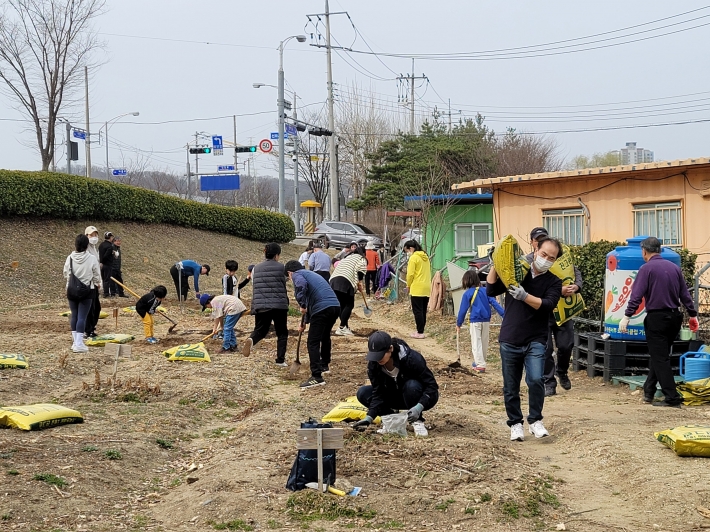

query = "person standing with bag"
[{"left": 63, "top": 234, "right": 101, "bottom": 353}]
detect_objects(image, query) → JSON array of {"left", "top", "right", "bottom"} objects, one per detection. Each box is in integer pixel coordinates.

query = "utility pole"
[
  {"left": 278, "top": 47, "right": 286, "bottom": 214},
  {"left": 66, "top": 122, "right": 72, "bottom": 175},
  {"left": 105, "top": 121, "right": 109, "bottom": 179},
  {"left": 85, "top": 66, "right": 91, "bottom": 177},
  {"left": 293, "top": 92, "right": 300, "bottom": 234},
  {"left": 194, "top": 131, "right": 200, "bottom": 200},
  {"left": 233, "top": 115, "right": 238, "bottom": 178},
  {"left": 186, "top": 143, "right": 191, "bottom": 200},
  {"left": 448, "top": 99, "right": 452, "bottom": 134},
  {"left": 324, "top": 0, "right": 339, "bottom": 221},
  {"left": 397, "top": 59, "right": 427, "bottom": 135}
]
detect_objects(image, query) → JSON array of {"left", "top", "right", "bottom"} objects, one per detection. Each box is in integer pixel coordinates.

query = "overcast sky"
[{"left": 2, "top": 0, "right": 709, "bottom": 177}]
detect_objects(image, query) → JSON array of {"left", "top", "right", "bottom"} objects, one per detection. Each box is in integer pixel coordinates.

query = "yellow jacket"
[{"left": 406, "top": 251, "right": 431, "bottom": 297}]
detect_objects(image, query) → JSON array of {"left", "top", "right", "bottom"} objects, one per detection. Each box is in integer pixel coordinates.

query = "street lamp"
[
  {"left": 277, "top": 35, "right": 306, "bottom": 214},
  {"left": 101, "top": 112, "right": 140, "bottom": 179}
]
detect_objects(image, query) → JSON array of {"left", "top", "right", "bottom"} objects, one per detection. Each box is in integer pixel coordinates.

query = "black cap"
[
  {"left": 530, "top": 227, "right": 548, "bottom": 241},
  {"left": 366, "top": 331, "right": 392, "bottom": 362}
]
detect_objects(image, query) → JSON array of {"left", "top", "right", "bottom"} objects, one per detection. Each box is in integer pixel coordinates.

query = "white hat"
[
  {"left": 365, "top": 242, "right": 376, "bottom": 250},
  {"left": 84, "top": 225, "right": 98, "bottom": 235}
]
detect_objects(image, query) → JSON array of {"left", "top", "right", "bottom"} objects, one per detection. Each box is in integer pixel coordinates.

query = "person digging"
[
  {"left": 353, "top": 330, "right": 439, "bottom": 437},
  {"left": 200, "top": 293, "right": 247, "bottom": 353}
]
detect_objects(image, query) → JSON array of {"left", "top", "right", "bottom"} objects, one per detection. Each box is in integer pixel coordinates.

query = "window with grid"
[
  {"left": 633, "top": 202, "right": 682, "bottom": 245},
  {"left": 542, "top": 208, "right": 585, "bottom": 245},
  {"left": 454, "top": 223, "right": 493, "bottom": 255}
]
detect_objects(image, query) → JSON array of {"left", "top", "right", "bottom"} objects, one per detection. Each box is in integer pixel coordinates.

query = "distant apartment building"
[{"left": 620, "top": 142, "right": 654, "bottom": 165}]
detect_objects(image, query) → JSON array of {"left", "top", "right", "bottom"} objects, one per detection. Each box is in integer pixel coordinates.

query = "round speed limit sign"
[{"left": 259, "top": 139, "right": 273, "bottom": 153}]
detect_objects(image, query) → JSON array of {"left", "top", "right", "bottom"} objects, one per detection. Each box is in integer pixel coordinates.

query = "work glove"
[
  {"left": 508, "top": 285, "right": 528, "bottom": 301},
  {"left": 689, "top": 317, "right": 699, "bottom": 333},
  {"left": 407, "top": 403, "right": 424, "bottom": 423},
  {"left": 352, "top": 416, "right": 373, "bottom": 431},
  {"left": 618, "top": 316, "right": 630, "bottom": 333}
]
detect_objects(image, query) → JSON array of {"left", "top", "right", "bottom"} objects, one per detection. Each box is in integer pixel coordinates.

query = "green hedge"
[
  {"left": 0, "top": 170, "right": 295, "bottom": 242},
  {"left": 569, "top": 240, "right": 698, "bottom": 324}
]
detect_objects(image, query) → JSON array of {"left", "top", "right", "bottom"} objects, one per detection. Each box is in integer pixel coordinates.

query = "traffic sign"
[
  {"left": 285, "top": 123, "right": 297, "bottom": 137},
  {"left": 259, "top": 139, "right": 273, "bottom": 153},
  {"left": 112, "top": 168, "right": 127, "bottom": 176},
  {"left": 200, "top": 174, "right": 240, "bottom": 191},
  {"left": 218, "top": 165, "right": 235, "bottom": 172},
  {"left": 73, "top": 129, "right": 86, "bottom": 140},
  {"left": 270, "top": 132, "right": 279, "bottom": 140},
  {"left": 212, "top": 136, "right": 223, "bottom": 149}
]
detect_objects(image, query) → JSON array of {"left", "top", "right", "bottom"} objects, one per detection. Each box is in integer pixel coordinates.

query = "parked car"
[
  {"left": 467, "top": 255, "right": 492, "bottom": 284},
  {"left": 398, "top": 228, "right": 422, "bottom": 248},
  {"left": 313, "top": 220, "right": 383, "bottom": 250}
]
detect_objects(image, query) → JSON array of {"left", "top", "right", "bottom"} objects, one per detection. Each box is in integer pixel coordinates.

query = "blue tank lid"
[{"left": 625, "top": 236, "right": 647, "bottom": 247}]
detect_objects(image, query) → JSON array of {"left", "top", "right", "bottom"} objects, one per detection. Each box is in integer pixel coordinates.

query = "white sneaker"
[
  {"left": 510, "top": 423, "right": 524, "bottom": 441},
  {"left": 72, "top": 333, "right": 89, "bottom": 353},
  {"left": 334, "top": 327, "right": 346, "bottom": 336},
  {"left": 528, "top": 420, "right": 549, "bottom": 438},
  {"left": 342, "top": 327, "right": 355, "bottom": 336},
  {"left": 412, "top": 421, "right": 428, "bottom": 437}
]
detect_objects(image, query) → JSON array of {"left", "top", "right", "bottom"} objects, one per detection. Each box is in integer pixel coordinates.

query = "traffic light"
[
  {"left": 189, "top": 147, "right": 212, "bottom": 154},
  {"left": 308, "top": 127, "right": 333, "bottom": 137},
  {"left": 69, "top": 141, "right": 79, "bottom": 161},
  {"left": 235, "top": 146, "right": 257, "bottom": 153}
]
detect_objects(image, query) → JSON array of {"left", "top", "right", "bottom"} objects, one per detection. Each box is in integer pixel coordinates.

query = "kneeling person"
[
  {"left": 136, "top": 285, "right": 168, "bottom": 344},
  {"left": 354, "top": 331, "right": 439, "bottom": 437},
  {"left": 200, "top": 293, "right": 246, "bottom": 353}
]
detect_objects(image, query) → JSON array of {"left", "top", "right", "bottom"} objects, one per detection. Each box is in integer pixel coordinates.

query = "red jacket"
[{"left": 365, "top": 249, "right": 380, "bottom": 271}]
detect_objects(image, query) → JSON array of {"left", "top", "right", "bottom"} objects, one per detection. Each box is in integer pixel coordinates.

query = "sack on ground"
[
  {"left": 122, "top": 306, "right": 167, "bottom": 314},
  {"left": 286, "top": 419, "right": 337, "bottom": 491},
  {"left": 380, "top": 412, "right": 408, "bottom": 437},
  {"left": 491, "top": 235, "right": 524, "bottom": 288},
  {"left": 322, "top": 396, "right": 381, "bottom": 424},
  {"left": 0, "top": 353, "right": 28, "bottom": 369},
  {"left": 60, "top": 310, "right": 109, "bottom": 318},
  {"left": 654, "top": 425, "right": 710, "bottom": 457},
  {"left": 162, "top": 343, "right": 211, "bottom": 362},
  {"left": 548, "top": 245, "right": 585, "bottom": 325},
  {"left": 0, "top": 403, "right": 83, "bottom": 431},
  {"left": 85, "top": 334, "right": 134, "bottom": 346}
]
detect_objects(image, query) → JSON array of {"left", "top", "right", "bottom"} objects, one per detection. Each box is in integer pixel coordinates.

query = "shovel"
[
  {"left": 110, "top": 277, "right": 178, "bottom": 333},
  {"left": 358, "top": 288, "right": 372, "bottom": 317},
  {"left": 448, "top": 328, "right": 462, "bottom": 368},
  {"left": 287, "top": 315, "right": 306, "bottom": 380}
]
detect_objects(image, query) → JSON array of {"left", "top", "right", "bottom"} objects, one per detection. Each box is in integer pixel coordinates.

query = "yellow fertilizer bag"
[
  {"left": 0, "top": 353, "right": 28, "bottom": 369},
  {"left": 654, "top": 425, "right": 710, "bottom": 457},
  {"left": 549, "top": 245, "right": 585, "bottom": 326},
  {"left": 322, "top": 396, "right": 381, "bottom": 424},
  {"left": 0, "top": 404, "right": 83, "bottom": 431},
  {"left": 162, "top": 343, "right": 211, "bottom": 362},
  {"left": 491, "top": 235, "right": 524, "bottom": 288},
  {"left": 85, "top": 334, "right": 134, "bottom": 346},
  {"left": 59, "top": 310, "right": 109, "bottom": 318},
  {"left": 122, "top": 306, "right": 166, "bottom": 314}
]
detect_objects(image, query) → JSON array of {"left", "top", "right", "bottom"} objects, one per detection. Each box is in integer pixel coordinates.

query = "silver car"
[{"left": 314, "top": 220, "right": 383, "bottom": 250}]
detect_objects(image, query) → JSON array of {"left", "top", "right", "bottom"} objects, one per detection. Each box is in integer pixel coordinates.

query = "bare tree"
[
  {"left": 493, "top": 129, "right": 562, "bottom": 177},
  {"left": 0, "top": 0, "right": 106, "bottom": 171}
]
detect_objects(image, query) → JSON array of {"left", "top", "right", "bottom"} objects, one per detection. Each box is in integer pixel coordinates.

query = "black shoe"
[
  {"left": 84, "top": 331, "right": 98, "bottom": 339},
  {"left": 545, "top": 386, "right": 557, "bottom": 397},
  {"left": 642, "top": 394, "right": 654, "bottom": 404},
  {"left": 300, "top": 376, "right": 325, "bottom": 389},
  {"left": 322, "top": 365, "right": 330, "bottom": 374},
  {"left": 558, "top": 374, "right": 572, "bottom": 390},
  {"left": 118, "top": 294, "right": 129, "bottom": 298},
  {"left": 652, "top": 401, "right": 682, "bottom": 408}
]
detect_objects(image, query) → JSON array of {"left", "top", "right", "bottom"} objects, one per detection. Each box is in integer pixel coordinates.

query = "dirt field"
[{"left": 1, "top": 218, "right": 710, "bottom": 531}]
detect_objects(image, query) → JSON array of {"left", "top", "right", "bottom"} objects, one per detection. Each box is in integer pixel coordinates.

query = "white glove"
[
  {"left": 508, "top": 285, "right": 528, "bottom": 301},
  {"left": 618, "top": 316, "right": 630, "bottom": 333}
]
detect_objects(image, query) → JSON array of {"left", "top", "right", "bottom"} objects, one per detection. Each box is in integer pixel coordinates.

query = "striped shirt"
[{"left": 331, "top": 254, "right": 367, "bottom": 288}]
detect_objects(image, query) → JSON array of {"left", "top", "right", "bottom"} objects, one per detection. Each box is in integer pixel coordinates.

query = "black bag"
[
  {"left": 285, "top": 419, "right": 337, "bottom": 491},
  {"left": 67, "top": 258, "right": 92, "bottom": 301}
]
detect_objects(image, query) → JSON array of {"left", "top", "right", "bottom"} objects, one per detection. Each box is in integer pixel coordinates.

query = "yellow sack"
[
  {"left": 491, "top": 235, "right": 524, "bottom": 288},
  {"left": 60, "top": 310, "right": 109, "bottom": 318},
  {"left": 654, "top": 425, "right": 710, "bottom": 457},
  {"left": 85, "top": 334, "right": 135, "bottom": 346},
  {"left": 548, "top": 245, "right": 585, "bottom": 326},
  {"left": 0, "top": 353, "right": 28, "bottom": 369},
  {"left": 322, "top": 396, "right": 381, "bottom": 424},
  {"left": 0, "top": 404, "right": 83, "bottom": 431},
  {"left": 122, "top": 306, "right": 166, "bottom": 313},
  {"left": 162, "top": 343, "right": 211, "bottom": 362}
]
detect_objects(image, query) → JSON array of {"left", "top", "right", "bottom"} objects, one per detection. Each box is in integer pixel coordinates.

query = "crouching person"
[
  {"left": 353, "top": 330, "right": 439, "bottom": 437},
  {"left": 200, "top": 293, "right": 247, "bottom": 353}
]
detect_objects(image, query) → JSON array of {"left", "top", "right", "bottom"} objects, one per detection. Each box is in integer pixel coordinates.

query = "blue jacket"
[
  {"left": 292, "top": 270, "right": 340, "bottom": 321},
  {"left": 456, "top": 286, "right": 505, "bottom": 327},
  {"left": 179, "top": 260, "right": 203, "bottom": 292}
]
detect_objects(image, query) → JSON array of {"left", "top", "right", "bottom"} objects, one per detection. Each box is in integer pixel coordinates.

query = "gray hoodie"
[{"left": 64, "top": 251, "right": 101, "bottom": 289}]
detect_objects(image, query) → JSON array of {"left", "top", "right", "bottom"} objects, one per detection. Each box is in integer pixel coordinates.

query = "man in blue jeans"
[{"left": 487, "top": 236, "right": 562, "bottom": 441}]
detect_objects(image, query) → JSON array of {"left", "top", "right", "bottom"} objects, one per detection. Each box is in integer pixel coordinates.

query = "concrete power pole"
[
  {"left": 293, "top": 92, "right": 301, "bottom": 234},
  {"left": 325, "top": 0, "right": 339, "bottom": 221},
  {"left": 397, "top": 60, "right": 427, "bottom": 135},
  {"left": 85, "top": 66, "right": 91, "bottom": 177},
  {"left": 66, "top": 122, "right": 72, "bottom": 175},
  {"left": 186, "top": 144, "right": 191, "bottom": 200}
]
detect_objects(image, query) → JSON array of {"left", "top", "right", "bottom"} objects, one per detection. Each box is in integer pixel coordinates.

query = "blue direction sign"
[
  {"left": 200, "top": 174, "right": 240, "bottom": 191},
  {"left": 218, "top": 165, "right": 235, "bottom": 172},
  {"left": 212, "top": 135, "right": 223, "bottom": 149},
  {"left": 73, "top": 129, "right": 86, "bottom": 140},
  {"left": 285, "top": 123, "right": 297, "bottom": 137},
  {"left": 270, "top": 132, "right": 279, "bottom": 140},
  {"left": 112, "top": 168, "right": 127, "bottom": 176}
]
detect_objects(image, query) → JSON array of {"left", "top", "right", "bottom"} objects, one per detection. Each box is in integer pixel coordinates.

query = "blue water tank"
[{"left": 603, "top": 236, "right": 681, "bottom": 340}]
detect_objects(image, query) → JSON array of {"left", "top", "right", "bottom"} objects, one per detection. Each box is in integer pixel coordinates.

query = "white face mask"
[
  {"left": 88, "top": 236, "right": 99, "bottom": 245},
  {"left": 534, "top": 255, "right": 554, "bottom": 273}
]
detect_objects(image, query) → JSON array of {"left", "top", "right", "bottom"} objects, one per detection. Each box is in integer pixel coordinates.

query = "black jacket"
[
  {"left": 251, "top": 259, "right": 289, "bottom": 312},
  {"left": 111, "top": 244, "right": 122, "bottom": 273},
  {"left": 136, "top": 292, "right": 160, "bottom": 318},
  {"left": 366, "top": 339, "right": 439, "bottom": 419},
  {"left": 98, "top": 240, "right": 114, "bottom": 267}
]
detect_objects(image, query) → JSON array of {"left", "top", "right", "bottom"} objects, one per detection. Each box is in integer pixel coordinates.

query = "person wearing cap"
[
  {"left": 353, "top": 331, "right": 439, "bottom": 437},
  {"left": 110, "top": 236, "right": 127, "bottom": 297},
  {"left": 526, "top": 227, "right": 583, "bottom": 397},
  {"left": 170, "top": 260, "right": 210, "bottom": 301},
  {"left": 84, "top": 225, "right": 102, "bottom": 338},
  {"left": 135, "top": 285, "right": 168, "bottom": 344},
  {"left": 487, "top": 235, "right": 563, "bottom": 442},
  {"left": 330, "top": 247, "right": 368, "bottom": 336},
  {"left": 364, "top": 242, "right": 381, "bottom": 297},
  {"left": 284, "top": 260, "right": 341, "bottom": 389},
  {"left": 620, "top": 236, "right": 698, "bottom": 408},
  {"left": 200, "top": 293, "right": 247, "bottom": 353},
  {"left": 98, "top": 231, "right": 115, "bottom": 298},
  {"left": 308, "top": 242, "right": 331, "bottom": 281},
  {"left": 242, "top": 243, "right": 290, "bottom": 365}
]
